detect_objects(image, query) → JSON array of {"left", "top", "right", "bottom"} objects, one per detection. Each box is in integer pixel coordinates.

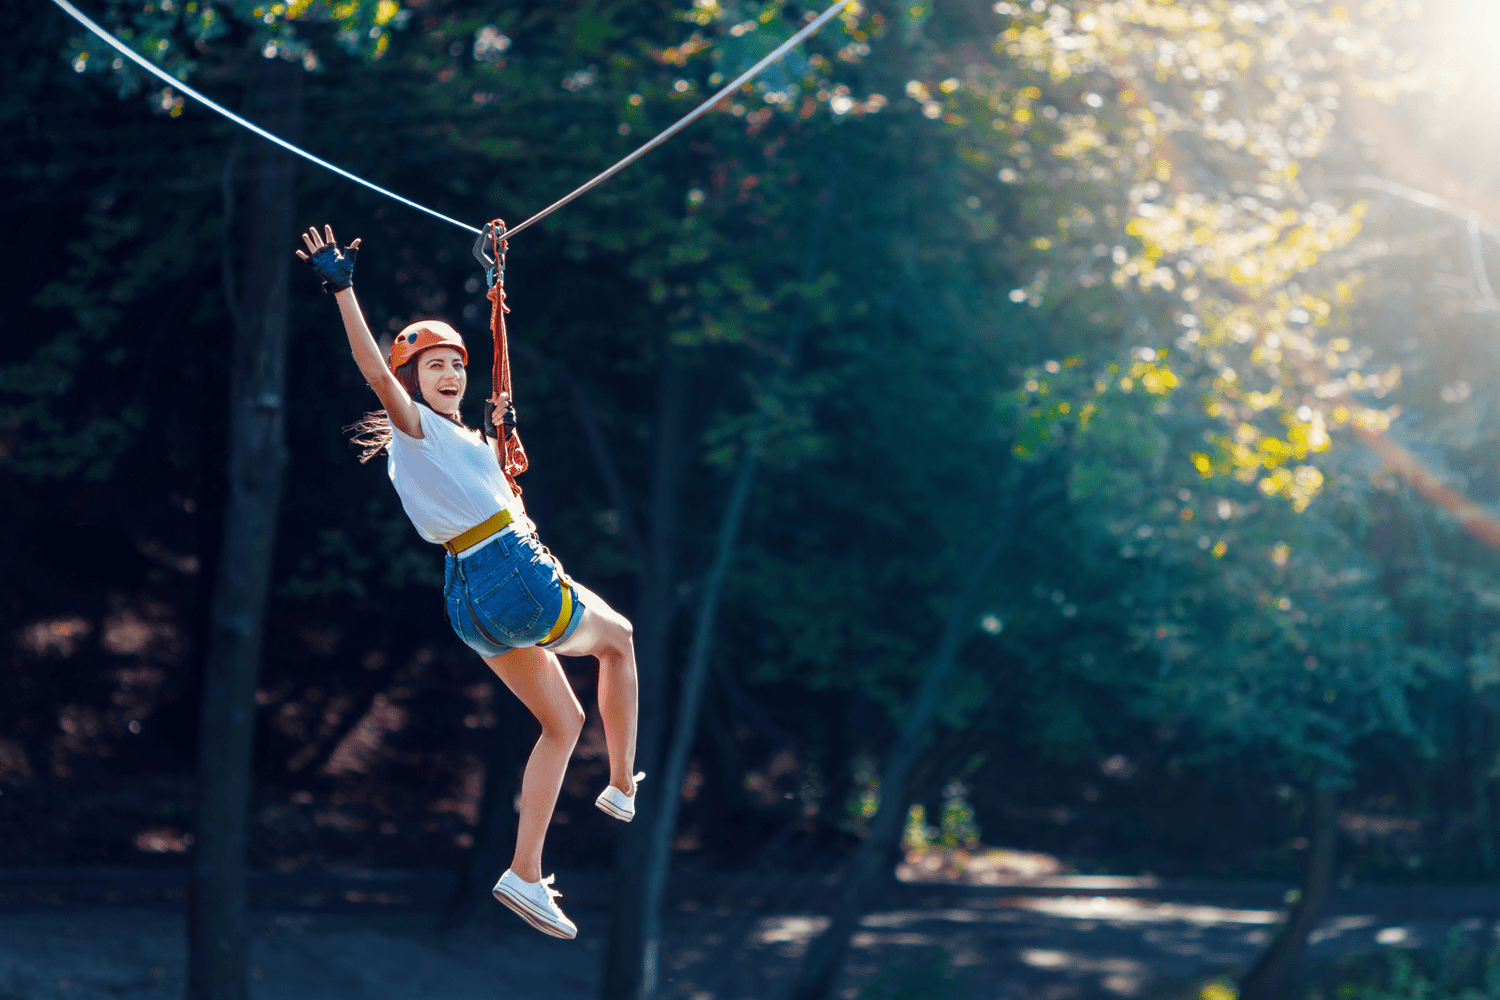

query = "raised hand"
[{"left": 295, "top": 224, "right": 361, "bottom": 293}]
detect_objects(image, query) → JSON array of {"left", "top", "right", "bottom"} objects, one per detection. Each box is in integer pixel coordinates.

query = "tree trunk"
[
  {"left": 441, "top": 693, "right": 528, "bottom": 929},
  {"left": 638, "top": 177, "right": 841, "bottom": 997},
  {"left": 600, "top": 351, "right": 691, "bottom": 1000},
  {"left": 169, "top": 140, "right": 241, "bottom": 765},
  {"left": 790, "top": 511, "right": 1015, "bottom": 1000},
  {"left": 1237, "top": 782, "right": 1339, "bottom": 1000},
  {"left": 639, "top": 398, "right": 765, "bottom": 997},
  {"left": 700, "top": 680, "right": 751, "bottom": 824},
  {"left": 186, "top": 56, "right": 301, "bottom": 1000}
]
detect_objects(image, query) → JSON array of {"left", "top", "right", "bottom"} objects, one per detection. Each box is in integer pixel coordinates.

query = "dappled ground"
[{"left": 4, "top": 850, "right": 1500, "bottom": 1000}]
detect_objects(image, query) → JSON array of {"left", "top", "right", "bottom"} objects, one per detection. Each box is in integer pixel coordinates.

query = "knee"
[
  {"left": 608, "top": 616, "right": 634, "bottom": 656},
  {"left": 546, "top": 703, "right": 585, "bottom": 743},
  {"left": 601, "top": 637, "right": 635, "bottom": 670}
]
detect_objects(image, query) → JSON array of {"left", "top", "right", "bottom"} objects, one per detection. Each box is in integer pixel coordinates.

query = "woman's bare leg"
[
  {"left": 547, "top": 583, "right": 639, "bottom": 795},
  {"left": 483, "top": 645, "right": 584, "bottom": 883}
]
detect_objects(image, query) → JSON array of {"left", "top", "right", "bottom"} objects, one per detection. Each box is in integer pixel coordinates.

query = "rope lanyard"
[
  {"left": 49, "top": 0, "right": 852, "bottom": 240},
  {"left": 481, "top": 222, "right": 528, "bottom": 493}
]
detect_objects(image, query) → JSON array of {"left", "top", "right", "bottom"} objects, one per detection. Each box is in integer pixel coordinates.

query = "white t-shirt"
[{"left": 387, "top": 405, "right": 523, "bottom": 554}]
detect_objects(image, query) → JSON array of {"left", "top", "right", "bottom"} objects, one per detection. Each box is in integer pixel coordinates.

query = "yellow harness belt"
[
  {"left": 443, "top": 508, "right": 514, "bottom": 556},
  {"left": 445, "top": 508, "right": 575, "bottom": 646},
  {"left": 538, "top": 584, "right": 574, "bottom": 646}
]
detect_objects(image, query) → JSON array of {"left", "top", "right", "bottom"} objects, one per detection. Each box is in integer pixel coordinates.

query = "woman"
[{"left": 296, "top": 224, "right": 642, "bottom": 940}]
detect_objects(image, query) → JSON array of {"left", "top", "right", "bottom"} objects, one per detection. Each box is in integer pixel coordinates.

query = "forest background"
[{"left": 7, "top": 0, "right": 1500, "bottom": 997}]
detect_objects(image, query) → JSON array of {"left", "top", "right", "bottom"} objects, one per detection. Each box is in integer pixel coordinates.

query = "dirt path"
[{"left": 3, "top": 866, "right": 1498, "bottom": 1000}]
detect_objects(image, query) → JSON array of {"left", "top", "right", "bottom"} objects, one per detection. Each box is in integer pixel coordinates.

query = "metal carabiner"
[{"left": 471, "top": 220, "right": 507, "bottom": 288}]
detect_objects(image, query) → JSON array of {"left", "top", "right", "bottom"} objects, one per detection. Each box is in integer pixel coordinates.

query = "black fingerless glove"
[
  {"left": 481, "top": 398, "right": 517, "bottom": 441},
  {"left": 302, "top": 242, "right": 358, "bottom": 293}
]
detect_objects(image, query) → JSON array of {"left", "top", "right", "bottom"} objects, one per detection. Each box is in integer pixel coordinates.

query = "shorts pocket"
[{"left": 469, "top": 567, "right": 544, "bottom": 640}]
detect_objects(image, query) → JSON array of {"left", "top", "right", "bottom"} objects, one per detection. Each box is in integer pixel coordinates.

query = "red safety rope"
[{"left": 486, "top": 219, "right": 528, "bottom": 493}]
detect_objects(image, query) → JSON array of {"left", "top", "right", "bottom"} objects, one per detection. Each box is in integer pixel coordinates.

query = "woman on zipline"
[{"left": 296, "top": 224, "right": 641, "bottom": 940}]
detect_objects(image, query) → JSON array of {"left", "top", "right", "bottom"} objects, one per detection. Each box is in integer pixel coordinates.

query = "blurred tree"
[
  {"left": 191, "top": 51, "right": 301, "bottom": 1000},
  {"left": 791, "top": 497, "right": 1017, "bottom": 1000},
  {"left": 962, "top": 3, "right": 1500, "bottom": 998},
  {"left": 863, "top": 2, "right": 1468, "bottom": 998},
  {"left": 47, "top": 2, "right": 398, "bottom": 998},
  {"left": 15, "top": 8, "right": 1500, "bottom": 1000}
]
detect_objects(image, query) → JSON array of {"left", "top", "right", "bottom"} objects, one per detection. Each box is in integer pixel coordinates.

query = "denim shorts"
[{"left": 443, "top": 527, "right": 585, "bottom": 658}]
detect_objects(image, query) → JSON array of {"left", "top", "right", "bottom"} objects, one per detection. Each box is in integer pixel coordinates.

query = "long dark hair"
[{"left": 346, "top": 353, "right": 470, "bottom": 463}]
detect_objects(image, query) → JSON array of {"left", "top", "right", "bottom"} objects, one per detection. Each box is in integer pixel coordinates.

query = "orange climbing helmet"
[{"left": 389, "top": 320, "right": 467, "bottom": 372}]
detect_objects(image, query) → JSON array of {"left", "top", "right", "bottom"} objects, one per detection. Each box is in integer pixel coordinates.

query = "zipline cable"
[
  {"left": 502, "top": 0, "right": 851, "bottom": 241},
  {"left": 49, "top": 0, "right": 853, "bottom": 240},
  {"left": 48, "top": 0, "right": 483, "bottom": 234}
]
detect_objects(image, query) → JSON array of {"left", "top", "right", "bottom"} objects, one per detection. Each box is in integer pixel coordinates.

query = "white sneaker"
[
  {"left": 491, "top": 870, "right": 578, "bottom": 939},
  {"left": 594, "top": 772, "right": 647, "bottom": 822}
]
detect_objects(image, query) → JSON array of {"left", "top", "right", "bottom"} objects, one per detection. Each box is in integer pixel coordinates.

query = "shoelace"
[{"left": 539, "top": 874, "right": 562, "bottom": 902}]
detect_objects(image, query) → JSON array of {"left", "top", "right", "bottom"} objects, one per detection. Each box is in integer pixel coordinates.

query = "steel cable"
[
  {"left": 502, "top": 0, "right": 851, "bottom": 241},
  {"left": 49, "top": 0, "right": 852, "bottom": 241},
  {"left": 48, "top": 0, "right": 485, "bottom": 234}
]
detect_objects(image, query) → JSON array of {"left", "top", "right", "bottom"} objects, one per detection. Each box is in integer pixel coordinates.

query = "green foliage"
[
  {"left": 12, "top": 0, "right": 1500, "bottom": 882},
  {"left": 936, "top": 780, "right": 980, "bottom": 850},
  {"left": 902, "top": 781, "right": 980, "bottom": 852},
  {"left": 1345, "top": 953, "right": 1500, "bottom": 1000},
  {"left": 66, "top": 0, "right": 399, "bottom": 93},
  {"left": 1312, "top": 928, "right": 1500, "bottom": 1000}
]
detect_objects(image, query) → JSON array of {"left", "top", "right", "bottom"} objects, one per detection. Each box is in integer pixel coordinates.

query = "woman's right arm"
[
  {"left": 332, "top": 287, "right": 422, "bottom": 438},
  {"left": 297, "top": 226, "right": 422, "bottom": 438}
]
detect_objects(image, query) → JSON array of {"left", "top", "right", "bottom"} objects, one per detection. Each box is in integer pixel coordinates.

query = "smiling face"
[{"left": 414, "top": 346, "right": 466, "bottom": 417}]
